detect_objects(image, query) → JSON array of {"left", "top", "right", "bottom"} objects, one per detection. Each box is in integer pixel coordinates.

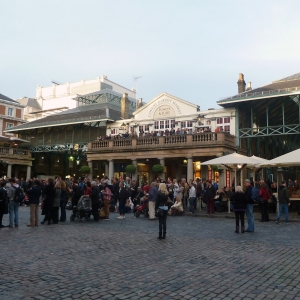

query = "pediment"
[{"left": 133, "top": 92, "right": 199, "bottom": 120}]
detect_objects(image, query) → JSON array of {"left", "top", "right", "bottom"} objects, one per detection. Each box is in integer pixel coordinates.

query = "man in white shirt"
[{"left": 188, "top": 182, "right": 196, "bottom": 214}]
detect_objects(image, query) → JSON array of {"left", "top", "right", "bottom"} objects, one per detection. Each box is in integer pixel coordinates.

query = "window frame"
[{"left": 7, "top": 107, "right": 13, "bottom": 117}]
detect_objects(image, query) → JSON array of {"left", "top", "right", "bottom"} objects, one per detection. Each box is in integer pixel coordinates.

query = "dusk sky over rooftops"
[{"left": 1, "top": 0, "right": 300, "bottom": 109}]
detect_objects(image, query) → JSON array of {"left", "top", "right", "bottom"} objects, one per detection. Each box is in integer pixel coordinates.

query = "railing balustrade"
[
  {"left": 0, "top": 147, "right": 30, "bottom": 156},
  {"left": 137, "top": 137, "right": 159, "bottom": 146},
  {"left": 90, "top": 132, "right": 234, "bottom": 151},
  {"left": 113, "top": 139, "right": 132, "bottom": 147},
  {"left": 192, "top": 133, "right": 217, "bottom": 142},
  {"left": 13, "top": 149, "right": 29, "bottom": 155},
  {"left": 91, "top": 141, "right": 109, "bottom": 148},
  {"left": 164, "top": 135, "right": 187, "bottom": 144},
  {"left": 0, "top": 147, "right": 9, "bottom": 154}
]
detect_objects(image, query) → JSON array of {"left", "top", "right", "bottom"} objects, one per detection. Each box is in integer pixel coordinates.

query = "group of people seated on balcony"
[{"left": 95, "top": 126, "right": 212, "bottom": 141}]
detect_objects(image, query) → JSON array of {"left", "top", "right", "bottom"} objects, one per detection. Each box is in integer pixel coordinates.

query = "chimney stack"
[
  {"left": 137, "top": 98, "right": 143, "bottom": 110},
  {"left": 246, "top": 82, "right": 252, "bottom": 91},
  {"left": 121, "top": 93, "right": 129, "bottom": 119},
  {"left": 237, "top": 73, "right": 246, "bottom": 94}
]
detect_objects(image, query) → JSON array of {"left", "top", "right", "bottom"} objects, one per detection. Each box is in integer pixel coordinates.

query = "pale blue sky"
[{"left": 1, "top": 0, "right": 300, "bottom": 109}]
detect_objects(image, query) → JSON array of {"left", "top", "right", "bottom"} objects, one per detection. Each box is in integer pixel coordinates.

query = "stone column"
[
  {"left": 26, "top": 165, "right": 31, "bottom": 180},
  {"left": 7, "top": 164, "right": 12, "bottom": 178},
  {"left": 14, "top": 165, "right": 19, "bottom": 178},
  {"left": 105, "top": 161, "right": 109, "bottom": 176},
  {"left": 132, "top": 159, "right": 137, "bottom": 181},
  {"left": 160, "top": 158, "right": 165, "bottom": 180},
  {"left": 108, "top": 159, "right": 114, "bottom": 180},
  {"left": 88, "top": 161, "right": 93, "bottom": 180},
  {"left": 187, "top": 157, "right": 193, "bottom": 181}
]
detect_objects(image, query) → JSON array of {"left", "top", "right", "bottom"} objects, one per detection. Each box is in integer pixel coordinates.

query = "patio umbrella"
[
  {"left": 202, "top": 153, "right": 268, "bottom": 213},
  {"left": 259, "top": 148, "right": 300, "bottom": 167},
  {"left": 202, "top": 153, "right": 265, "bottom": 186}
]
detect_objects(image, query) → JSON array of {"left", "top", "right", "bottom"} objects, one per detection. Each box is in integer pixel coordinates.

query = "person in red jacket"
[{"left": 259, "top": 182, "right": 270, "bottom": 222}]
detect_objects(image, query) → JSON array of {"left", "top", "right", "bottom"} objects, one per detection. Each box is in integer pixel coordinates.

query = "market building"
[
  {"left": 87, "top": 92, "right": 237, "bottom": 184},
  {"left": 218, "top": 72, "right": 300, "bottom": 182},
  {"left": 6, "top": 89, "right": 237, "bottom": 184}
]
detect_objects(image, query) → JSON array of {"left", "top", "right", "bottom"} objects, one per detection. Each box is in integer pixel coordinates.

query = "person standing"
[
  {"left": 59, "top": 181, "right": 69, "bottom": 222},
  {"left": 118, "top": 182, "right": 129, "bottom": 219},
  {"left": 0, "top": 182, "right": 8, "bottom": 228},
  {"left": 244, "top": 179, "right": 254, "bottom": 232},
  {"left": 231, "top": 186, "right": 247, "bottom": 233},
  {"left": 276, "top": 181, "right": 290, "bottom": 224},
  {"left": 7, "top": 179, "right": 20, "bottom": 228},
  {"left": 148, "top": 182, "right": 158, "bottom": 220},
  {"left": 71, "top": 180, "right": 83, "bottom": 207},
  {"left": 259, "top": 182, "right": 270, "bottom": 222},
  {"left": 26, "top": 180, "right": 41, "bottom": 227},
  {"left": 101, "top": 182, "right": 111, "bottom": 220},
  {"left": 52, "top": 182, "right": 61, "bottom": 224},
  {"left": 90, "top": 181, "right": 100, "bottom": 221},
  {"left": 188, "top": 182, "right": 196, "bottom": 214},
  {"left": 205, "top": 181, "right": 216, "bottom": 215},
  {"left": 41, "top": 178, "right": 55, "bottom": 225},
  {"left": 155, "top": 183, "right": 169, "bottom": 240}
]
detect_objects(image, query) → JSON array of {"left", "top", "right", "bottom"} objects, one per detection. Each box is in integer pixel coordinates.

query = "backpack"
[
  {"left": 12, "top": 186, "right": 24, "bottom": 204},
  {"left": 251, "top": 187, "right": 259, "bottom": 202}
]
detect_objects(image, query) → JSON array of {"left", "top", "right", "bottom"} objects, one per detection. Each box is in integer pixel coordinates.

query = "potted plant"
[
  {"left": 79, "top": 165, "right": 91, "bottom": 175},
  {"left": 152, "top": 164, "right": 164, "bottom": 174},
  {"left": 125, "top": 164, "right": 137, "bottom": 174}
]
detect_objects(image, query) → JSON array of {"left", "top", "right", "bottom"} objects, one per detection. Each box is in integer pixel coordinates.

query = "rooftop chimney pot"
[{"left": 237, "top": 73, "right": 246, "bottom": 93}]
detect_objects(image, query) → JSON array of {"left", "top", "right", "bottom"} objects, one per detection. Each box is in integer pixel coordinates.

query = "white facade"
[
  {"left": 106, "top": 92, "right": 236, "bottom": 136},
  {"left": 19, "top": 75, "right": 137, "bottom": 122}
]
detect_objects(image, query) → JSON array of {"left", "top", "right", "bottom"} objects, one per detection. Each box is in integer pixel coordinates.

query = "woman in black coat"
[
  {"left": 118, "top": 182, "right": 130, "bottom": 219},
  {"left": 41, "top": 178, "right": 55, "bottom": 225},
  {"left": 155, "top": 183, "right": 169, "bottom": 240},
  {"left": 231, "top": 185, "right": 247, "bottom": 233}
]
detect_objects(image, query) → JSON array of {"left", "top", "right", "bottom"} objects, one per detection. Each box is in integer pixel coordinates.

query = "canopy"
[
  {"left": 201, "top": 153, "right": 265, "bottom": 166},
  {"left": 259, "top": 148, "right": 300, "bottom": 167}
]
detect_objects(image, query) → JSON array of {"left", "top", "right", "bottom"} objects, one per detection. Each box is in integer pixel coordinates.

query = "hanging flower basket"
[
  {"left": 125, "top": 164, "right": 137, "bottom": 174},
  {"left": 152, "top": 164, "right": 164, "bottom": 174}
]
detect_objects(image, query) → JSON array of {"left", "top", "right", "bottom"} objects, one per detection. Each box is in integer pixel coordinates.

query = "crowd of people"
[
  {"left": 0, "top": 174, "right": 296, "bottom": 237},
  {"left": 96, "top": 127, "right": 212, "bottom": 141}
]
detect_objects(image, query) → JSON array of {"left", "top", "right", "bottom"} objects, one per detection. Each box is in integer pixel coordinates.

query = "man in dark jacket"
[
  {"left": 26, "top": 180, "right": 42, "bottom": 227},
  {"left": 244, "top": 179, "right": 254, "bottom": 232},
  {"left": 71, "top": 181, "right": 83, "bottom": 207},
  {"left": 90, "top": 181, "right": 99, "bottom": 221},
  {"left": 276, "top": 181, "right": 290, "bottom": 224},
  {"left": 205, "top": 180, "right": 216, "bottom": 215}
]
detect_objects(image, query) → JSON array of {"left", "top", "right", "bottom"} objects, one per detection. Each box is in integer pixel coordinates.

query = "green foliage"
[
  {"left": 152, "top": 164, "right": 164, "bottom": 173},
  {"left": 125, "top": 164, "right": 137, "bottom": 173},
  {"left": 79, "top": 166, "right": 91, "bottom": 173},
  {"left": 212, "top": 165, "right": 219, "bottom": 172}
]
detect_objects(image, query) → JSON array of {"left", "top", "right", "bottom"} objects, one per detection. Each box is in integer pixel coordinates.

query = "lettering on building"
[{"left": 148, "top": 99, "right": 181, "bottom": 118}]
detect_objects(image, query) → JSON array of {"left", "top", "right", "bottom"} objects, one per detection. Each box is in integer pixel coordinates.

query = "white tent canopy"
[
  {"left": 259, "top": 148, "right": 300, "bottom": 167},
  {"left": 201, "top": 153, "right": 266, "bottom": 167}
]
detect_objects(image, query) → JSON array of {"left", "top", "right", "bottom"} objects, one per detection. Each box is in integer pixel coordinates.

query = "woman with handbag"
[
  {"left": 155, "top": 183, "right": 169, "bottom": 240},
  {"left": 259, "top": 182, "right": 270, "bottom": 222}
]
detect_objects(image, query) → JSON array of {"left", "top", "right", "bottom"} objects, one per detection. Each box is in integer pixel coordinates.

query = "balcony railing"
[
  {"left": 89, "top": 132, "right": 235, "bottom": 151},
  {"left": 0, "top": 147, "right": 30, "bottom": 156}
]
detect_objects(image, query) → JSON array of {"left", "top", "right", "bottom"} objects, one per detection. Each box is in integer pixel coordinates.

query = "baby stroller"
[
  {"left": 133, "top": 200, "right": 149, "bottom": 218},
  {"left": 70, "top": 196, "right": 92, "bottom": 221}
]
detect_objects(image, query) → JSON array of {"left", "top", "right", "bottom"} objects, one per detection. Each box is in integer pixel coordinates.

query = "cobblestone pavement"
[{"left": 1, "top": 206, "right": 300, "bottom": 300}]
